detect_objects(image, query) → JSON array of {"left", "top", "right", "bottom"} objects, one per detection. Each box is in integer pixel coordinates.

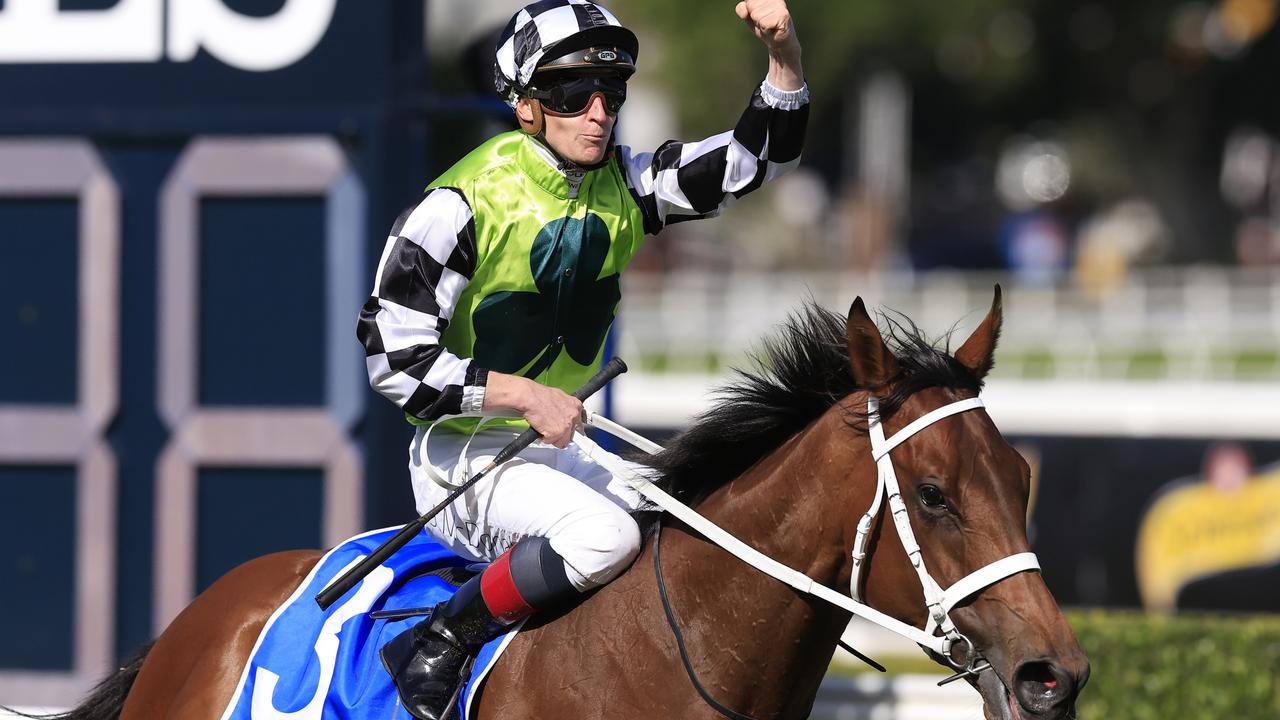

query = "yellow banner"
[{"left": 1136, "top": 467, "right": 1280, "bottom": 611}]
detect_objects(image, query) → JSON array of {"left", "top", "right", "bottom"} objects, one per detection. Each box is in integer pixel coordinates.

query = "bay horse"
[{"left": 38, "top": 289, "right": 1088, "bottom": 719}]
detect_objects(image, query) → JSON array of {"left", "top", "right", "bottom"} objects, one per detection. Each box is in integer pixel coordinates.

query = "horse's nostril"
[{"left": 1013, "top": 660, "right": 1073, "bottom": 713}]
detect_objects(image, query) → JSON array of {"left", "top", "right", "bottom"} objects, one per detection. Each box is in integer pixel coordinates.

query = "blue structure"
[{"left": 0, "top": 1, "right": 509, "bottom": 706}]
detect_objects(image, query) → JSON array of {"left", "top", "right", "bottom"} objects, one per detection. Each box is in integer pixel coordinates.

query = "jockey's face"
[
  {"left": 518, "top": 71, "right": 625, "bottom": 166},
  {"left": 540, "top": 92, "right": 616, "bottom": 165}
]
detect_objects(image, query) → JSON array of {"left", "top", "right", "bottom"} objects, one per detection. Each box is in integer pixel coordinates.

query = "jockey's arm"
[
  {"left": 483, "top": 372, "right": 582, "bottom": 450},
  {"left": 615, "top": 2, "right": 809, "bottom": 236},
  {"left": 358, "top": 188, "right": 488, "bottom": 423},
  {"left": 736, "top": 0, "right": 804, "bottom": 91}
]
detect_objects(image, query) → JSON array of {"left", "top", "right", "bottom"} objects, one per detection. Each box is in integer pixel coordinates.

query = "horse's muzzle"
[{"left": 1011, "top": 658, "right": 1090, "bottom": 718}]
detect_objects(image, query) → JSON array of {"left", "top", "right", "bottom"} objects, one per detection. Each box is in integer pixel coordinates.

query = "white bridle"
[
  {"left": 852, "top": 396, "right": 1041, "bottom": 666},
  {"left": 585, "top": 394, "right": 1041, "bottom": 670}
]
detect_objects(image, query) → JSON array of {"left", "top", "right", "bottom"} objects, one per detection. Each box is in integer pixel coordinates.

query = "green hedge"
[{"left": 1070, "top": 610, "right": 1280, "bottom": 720}]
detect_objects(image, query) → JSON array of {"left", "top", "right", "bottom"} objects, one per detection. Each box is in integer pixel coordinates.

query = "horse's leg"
[{"left": 121, "top": 550, "right": 324, "bottom": 720}]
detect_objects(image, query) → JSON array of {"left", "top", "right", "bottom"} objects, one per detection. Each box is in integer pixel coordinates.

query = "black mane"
[{"left": 645, "top": 301, "right": 984, "bottom": 504}]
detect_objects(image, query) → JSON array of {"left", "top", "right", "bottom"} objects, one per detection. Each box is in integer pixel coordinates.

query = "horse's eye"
[{"left": 919, "top": 484, "right": 947, "bottom": 509}]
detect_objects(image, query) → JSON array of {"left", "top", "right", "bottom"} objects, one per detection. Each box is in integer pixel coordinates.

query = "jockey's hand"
[
  {"left": 485, "top": 372, "right": 583, "bottom": 449},
  {"left": 735, "top": 0, "right": 800, "bottom": 59}
]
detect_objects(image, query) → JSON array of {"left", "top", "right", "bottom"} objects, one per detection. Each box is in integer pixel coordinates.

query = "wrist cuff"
[
  {"left": 462, "top": 365, "right": 489, "bottom": 414},
  {"left": 760, "top": 78, "right": 810, "bottom": 109}
]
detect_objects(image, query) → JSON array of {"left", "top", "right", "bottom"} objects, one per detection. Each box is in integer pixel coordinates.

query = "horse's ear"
[
  {"left": 954, "top": 284, "right": 1003, "bottom": 381},
  {"left": 846, "top": 297, "right": 899, "bottom": 388}
]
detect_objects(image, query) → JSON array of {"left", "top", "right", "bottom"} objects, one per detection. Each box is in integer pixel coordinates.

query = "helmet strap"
[{"left": 516, "top": 99, "right": 545, "bottom": 136}]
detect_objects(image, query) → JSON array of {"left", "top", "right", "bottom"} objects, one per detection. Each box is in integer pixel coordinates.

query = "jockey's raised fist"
[{"left": 735, "top": 0, "right": 800, "bottom": 56}]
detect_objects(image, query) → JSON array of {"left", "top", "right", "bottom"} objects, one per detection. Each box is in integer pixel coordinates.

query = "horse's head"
[{"left": 842, "top": 287, "right": 1089, "bottom": 720}]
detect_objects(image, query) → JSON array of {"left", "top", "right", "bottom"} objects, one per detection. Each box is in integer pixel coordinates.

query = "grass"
[{"left": 827, "top": 652, "right": 947, "bottom": 677}]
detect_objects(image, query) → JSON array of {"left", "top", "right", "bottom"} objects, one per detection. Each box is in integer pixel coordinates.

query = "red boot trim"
[{"left": 480, "top": 550, "right": 535, "bottom": 624}]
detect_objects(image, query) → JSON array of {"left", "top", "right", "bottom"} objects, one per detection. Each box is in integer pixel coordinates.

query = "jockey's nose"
[{"left": 586, "top": 93, "right": 610, "bottom": 122}]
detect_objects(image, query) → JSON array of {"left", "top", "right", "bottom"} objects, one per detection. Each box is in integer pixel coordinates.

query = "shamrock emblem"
[{"left": 472, "top": 213, "right": 620, "bottom": 377}]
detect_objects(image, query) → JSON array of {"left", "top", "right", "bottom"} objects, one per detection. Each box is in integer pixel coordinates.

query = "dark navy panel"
[
  {"left": 100, "top": 143, "right": 182, "bottom": 659},
  {"left": 0, "top": 466, "right": 76, "bottom": 670},
  {"left": 0, "top": 0, "right": 428, "bottom": 670},
  {"left": 198, "top": 197, "right": 325, "bottom": 407},
  {"left": 195, "top": 468, "right": 323, "bottom": 594},
  {"left": 219, "top": 0, "right": 288, "bottom": 18},
  {"left": 58, "top": 0, "right": 118, "bottom": 10},
  {"left": 0, "top": 199, "right": 79, "bottom": 404}
]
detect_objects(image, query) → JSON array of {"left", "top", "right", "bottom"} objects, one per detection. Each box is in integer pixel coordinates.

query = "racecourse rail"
[
  {"left": 614, "top": 267, "right": 1280, "bottom": 438},
  {"left": 618, "top": 266, "right": 1280, "bottom": 383}
]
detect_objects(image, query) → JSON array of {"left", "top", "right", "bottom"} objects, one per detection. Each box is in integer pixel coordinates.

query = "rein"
[
  {"left": 584, "top": 394, "right": 1041, "bottom": 712},
  {"left": 654, "top": 520, "right": 883, "bottom": 720},
  {"left": 653, "top": 522, "right": 758, "bottom": 720}
]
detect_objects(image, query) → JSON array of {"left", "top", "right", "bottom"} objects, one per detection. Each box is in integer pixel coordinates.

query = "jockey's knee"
[{"left": 551, "top": 510, "right": 641, "bottom": 591}]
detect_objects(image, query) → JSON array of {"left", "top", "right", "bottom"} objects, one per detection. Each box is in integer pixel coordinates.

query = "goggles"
[{"left": 526, "top": 75, "right": 627, "bottom": 116}]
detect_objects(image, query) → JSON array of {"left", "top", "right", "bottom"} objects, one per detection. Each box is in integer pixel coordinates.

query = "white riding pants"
[{"left": 408, "top": 425, "right": 653, "bottom": 591}]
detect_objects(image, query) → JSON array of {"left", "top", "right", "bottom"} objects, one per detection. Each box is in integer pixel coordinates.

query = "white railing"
[
  {"left": 812, "top": 675, "right": 983, "bottom": 720},
  {"left": 617, "top": 267, "right": 1280, "bottom": 381}
]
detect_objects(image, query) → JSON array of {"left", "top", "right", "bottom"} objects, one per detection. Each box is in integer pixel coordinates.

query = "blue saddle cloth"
[{"left": 218, "top": 527, "right": 517, "bottom": 720}]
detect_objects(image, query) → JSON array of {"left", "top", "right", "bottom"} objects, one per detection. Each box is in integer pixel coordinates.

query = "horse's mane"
[{"left": 645, "top": 301, "right": 984, "bottom": 505}]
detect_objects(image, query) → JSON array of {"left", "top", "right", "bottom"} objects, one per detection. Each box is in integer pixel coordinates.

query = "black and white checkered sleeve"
[
  {"left": 357, "top": 187, "right": 485, "bottom": 421},
  {"left": 618, "top": 79, "right": 810, "bottom": 235}
]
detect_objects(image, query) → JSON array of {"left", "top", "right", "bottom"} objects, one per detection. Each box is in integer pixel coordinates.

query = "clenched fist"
[
  {"left": 484, "top": 372, "right": 584, "bottom": 449},
  {"left": 735, "top": 0, "right": 800, "bottom": 57}
]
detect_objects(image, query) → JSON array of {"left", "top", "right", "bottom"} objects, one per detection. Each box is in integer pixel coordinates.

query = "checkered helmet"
[{"left": 495, "top": 0, "right": 640, "bottom": 108}]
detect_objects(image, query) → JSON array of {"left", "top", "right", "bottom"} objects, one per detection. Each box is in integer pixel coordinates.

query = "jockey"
[{"left": 358, "top": 1, "right": 807, "bottom": 718}]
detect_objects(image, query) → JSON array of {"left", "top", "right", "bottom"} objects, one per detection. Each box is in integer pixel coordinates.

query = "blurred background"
[{"left": 1, "top": 0, "right": 1278, "bottom": 716}]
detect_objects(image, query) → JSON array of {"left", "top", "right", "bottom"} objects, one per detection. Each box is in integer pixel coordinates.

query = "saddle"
[{"left": 216, "top": 528, "right": 519, "bottom": 720}]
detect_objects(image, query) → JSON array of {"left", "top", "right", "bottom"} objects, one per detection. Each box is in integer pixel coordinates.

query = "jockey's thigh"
[{"left": 408, "top": 427, "right": 649, "bottom": 591}]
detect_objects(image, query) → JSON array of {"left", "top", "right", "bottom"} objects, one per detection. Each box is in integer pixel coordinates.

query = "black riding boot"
[{"left": 380, "top": 576, "right": 504, "bottom": 720}]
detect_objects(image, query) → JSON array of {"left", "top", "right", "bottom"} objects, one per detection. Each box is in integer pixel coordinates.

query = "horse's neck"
[{"left": 650, "top": 411, "right": 872, "bottom": 717}]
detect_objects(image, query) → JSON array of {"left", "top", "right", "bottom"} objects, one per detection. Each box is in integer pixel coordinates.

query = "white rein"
[{"left": 583, "top": 395, "right": 1040, "bottom": 670}]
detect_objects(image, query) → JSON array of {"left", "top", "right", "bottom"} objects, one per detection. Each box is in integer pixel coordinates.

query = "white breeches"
[{"left": 408, "top": 425, "right": 653, "bottom": 591}]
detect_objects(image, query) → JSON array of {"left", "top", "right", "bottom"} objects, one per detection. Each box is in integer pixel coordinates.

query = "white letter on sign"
[
  {"left": 167, "top": 0, "right": 338, "bottom": 72},
  {"left": 0, "top": 0, "right": 162, "bottom": 63}
]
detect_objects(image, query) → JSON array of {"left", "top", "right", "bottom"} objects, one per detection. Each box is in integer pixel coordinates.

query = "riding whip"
[{"left": 315, "top": 357, "right": 628, "bottom": 610}]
